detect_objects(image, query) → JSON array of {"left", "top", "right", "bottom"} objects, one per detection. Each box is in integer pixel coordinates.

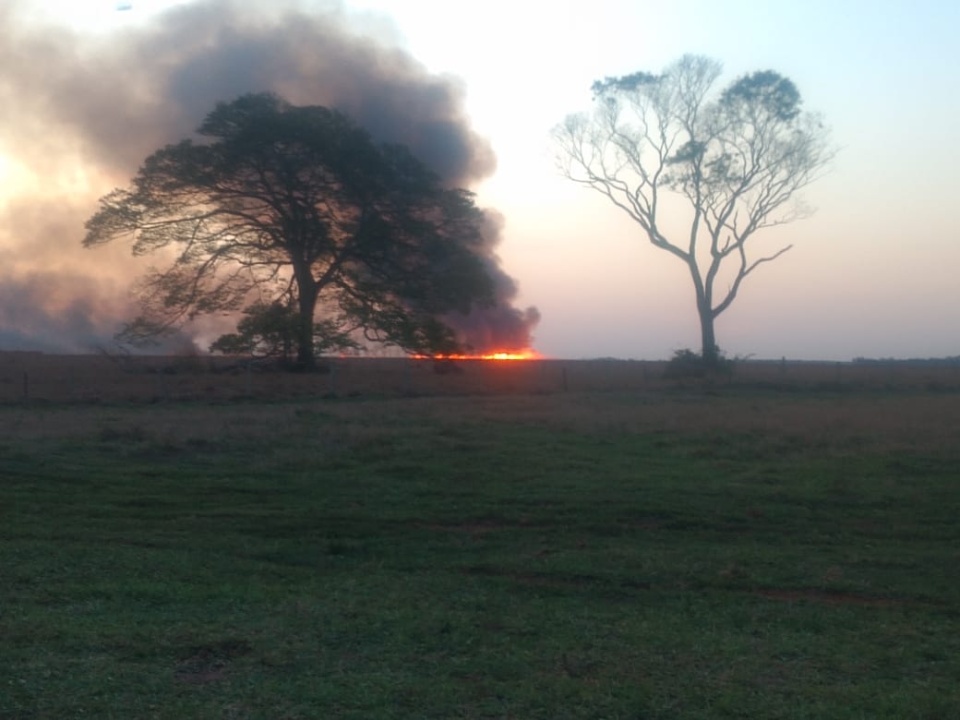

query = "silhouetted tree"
[
  {"left": 85, "top": 93, "right": 494, "bottom": 368},
  {"left": 554, "top": 56, "right": 832, "bottom": 364}
]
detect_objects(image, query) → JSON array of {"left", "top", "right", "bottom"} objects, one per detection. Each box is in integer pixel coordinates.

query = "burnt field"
[{"left": 2, "top": 351, "right": 960, "bottom": 404}]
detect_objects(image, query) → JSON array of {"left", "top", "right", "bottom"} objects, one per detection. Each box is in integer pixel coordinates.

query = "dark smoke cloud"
[
  {"left": 446, "top": 209, "right": 542, "bottom": 352},
  {"left": 0, "top": 0, "right": 538, "bottom": 353}
]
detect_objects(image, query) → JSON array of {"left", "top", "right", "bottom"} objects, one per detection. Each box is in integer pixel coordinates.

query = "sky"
[{"left": 1, "top": 0, "right": 958, "bottom": 360}]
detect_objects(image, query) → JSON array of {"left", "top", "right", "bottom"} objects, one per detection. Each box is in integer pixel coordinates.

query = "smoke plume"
[{"left": 0, "top": 0, "right": 538, "bottom": 353}]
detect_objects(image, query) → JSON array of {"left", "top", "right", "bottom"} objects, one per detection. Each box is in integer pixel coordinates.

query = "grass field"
[{"left": 1, "top": 360, "right": 959, "bottom": 718}]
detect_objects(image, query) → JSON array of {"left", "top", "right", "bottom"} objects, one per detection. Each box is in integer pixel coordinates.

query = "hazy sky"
[{"left": 2, "top": 0, "right": 958, "bottom": 360}]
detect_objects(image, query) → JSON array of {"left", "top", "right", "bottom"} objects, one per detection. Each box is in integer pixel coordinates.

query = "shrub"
[{"left": 663, "top": 348, "right": 735, "bottom": 379}]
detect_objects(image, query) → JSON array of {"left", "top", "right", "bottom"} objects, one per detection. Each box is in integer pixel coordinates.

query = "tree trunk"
[
  {"left": 295, "top": 275, "right": 319, "bottom": 370},
  {"left": 698, "top": 305, "right": 719, "bottom": 366}
]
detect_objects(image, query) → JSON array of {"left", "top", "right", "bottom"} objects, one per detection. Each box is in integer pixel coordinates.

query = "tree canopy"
[
  {"left": 555, "top": 55, "right": 833, "bottom": 363},
  {"left": 84, "top": 92, "right": 495, "bottom": 367}
]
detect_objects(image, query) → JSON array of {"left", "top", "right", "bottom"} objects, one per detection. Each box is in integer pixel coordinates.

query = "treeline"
[{"left": 853, "top": 356, "right": 960, "bottom": 366}]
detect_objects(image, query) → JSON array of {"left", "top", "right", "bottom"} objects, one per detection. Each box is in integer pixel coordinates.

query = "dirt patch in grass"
[
  {"left": 462, "top": 565, "right": 652, "bottom": 594},
  {"left": 751, "top": 588, "right": 905, "bottom": 607},
  {"left": 420, "top": 516, "right": 549, "bottom": 536},
  {"left": 173, "top": 638, "right": 253, "bottom": 685}
]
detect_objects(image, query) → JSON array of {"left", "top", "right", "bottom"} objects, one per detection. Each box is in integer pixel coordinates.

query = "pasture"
[{"left": 1, "top": 354, "right": 958, "bottom": 718}]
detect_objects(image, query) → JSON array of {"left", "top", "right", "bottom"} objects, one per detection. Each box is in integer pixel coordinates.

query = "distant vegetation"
[
  {"left": 4, "top": 353, "right": 960, "bottom": 405},
  {"left": 853, "top": 355, "right": 960, "bottom": 365}
]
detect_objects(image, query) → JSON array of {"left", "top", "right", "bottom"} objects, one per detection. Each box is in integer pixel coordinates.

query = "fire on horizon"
[{"left": 413, "top": 350, "right": 542, "bottom": 361}]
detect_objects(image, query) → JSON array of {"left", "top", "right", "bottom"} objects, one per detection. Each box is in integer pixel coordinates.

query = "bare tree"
[{"left": 554, "top": 55, "right": 833, "bottom": 364}]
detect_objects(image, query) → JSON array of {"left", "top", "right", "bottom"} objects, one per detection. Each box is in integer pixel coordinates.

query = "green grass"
[{"left": 1, "top": 393, "right": 958, "bottom": 719}]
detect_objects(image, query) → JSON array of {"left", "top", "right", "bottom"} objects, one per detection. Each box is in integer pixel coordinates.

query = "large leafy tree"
[
  {"left": 554, "top": 55, "right": 833, "bottom": 364},
  {"left": 85, "top": 93, "right": 494, "bottom": 367}
]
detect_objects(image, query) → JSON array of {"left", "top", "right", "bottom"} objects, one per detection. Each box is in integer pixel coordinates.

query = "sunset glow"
[{"left": 0, "top": 154, "right": 16, "bottom": 189}]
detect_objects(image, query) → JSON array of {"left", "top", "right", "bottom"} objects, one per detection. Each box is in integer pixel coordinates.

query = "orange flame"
[{"left": 414, "top": 349, "right": 541, "bottom": 361}]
